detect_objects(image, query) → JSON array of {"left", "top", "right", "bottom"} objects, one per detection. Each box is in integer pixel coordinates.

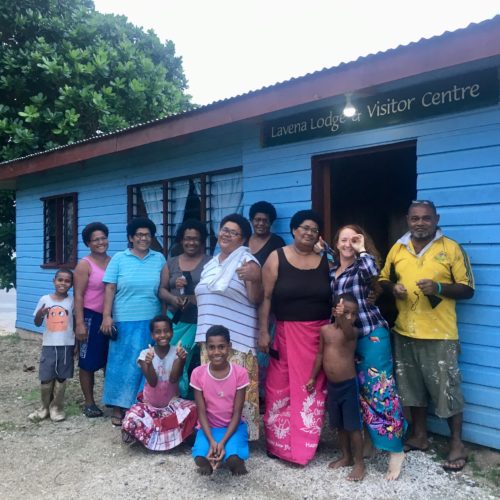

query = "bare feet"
[
  {"left": 385, "top": 451, "right": 405, "bottom": 480},
  {"left": 347, "top": 461, "right": 365, "bottom": 481},
  {"left": 226, "top": 455, "right": 248, "bottom": 476},
  {"left": 195, "top": 456, "right": 213, "bottom": 476},
  {"left": 328, "top": 455, "right": 353, "bottom": 469}
]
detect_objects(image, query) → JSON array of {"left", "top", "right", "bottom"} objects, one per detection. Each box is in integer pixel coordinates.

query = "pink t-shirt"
[
  {"left": 82, "top": 256, "right": 106, "bottom": 313},
  {"left": 138, "top": 347, "right": 179, "bottom": 408},
  {"left": 190, "top": 363, "right": 249, "bottom": 428}
]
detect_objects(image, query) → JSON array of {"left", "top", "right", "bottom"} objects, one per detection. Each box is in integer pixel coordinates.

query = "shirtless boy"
[{"left": 307, "top": 293, "right": 364, "bottom": 481}]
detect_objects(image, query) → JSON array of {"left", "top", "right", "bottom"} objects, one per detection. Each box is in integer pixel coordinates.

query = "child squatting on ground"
[
  {"left": 29, "top": 269, "right": 75, "bottom": 423},
  {"left": 190, "top": 325, "right": 250, "bottom": 476},
  {"left": 121, "top": 315, "right": 197, "bottom": 450},
  {"left": 307, "top": 293, "right": 365, "bottom": 481}
]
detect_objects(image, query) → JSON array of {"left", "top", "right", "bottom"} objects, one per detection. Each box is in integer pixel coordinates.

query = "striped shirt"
[
  {"left": 195, "top": 253, "right": 259, "bottom": 353},
  {"left": 328, "top": 250, "right": 388, "bottom": 337},
  {"left": 103, "top": 248, "right": 166, "bottom": 322}
]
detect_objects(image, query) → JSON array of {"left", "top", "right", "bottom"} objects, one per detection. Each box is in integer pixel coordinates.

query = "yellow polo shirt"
[{"left": 380, "top": 233, "right": 474, "bottom": 340}]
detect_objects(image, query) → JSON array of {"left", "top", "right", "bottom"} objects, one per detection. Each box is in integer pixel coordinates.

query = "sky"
[{"left": 93, "top": 0, "right": 500, "bottom": 105}]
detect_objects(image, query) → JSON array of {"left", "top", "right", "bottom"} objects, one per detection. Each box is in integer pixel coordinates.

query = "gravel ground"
[{"left": 0, "top": 331, "right": 499, "bottom": 500}]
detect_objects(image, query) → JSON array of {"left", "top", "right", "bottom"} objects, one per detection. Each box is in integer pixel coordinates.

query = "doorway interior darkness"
[
  {"left": 312, "top": 141, "right": 416, "bottom": 325},
  {"left": 312, "top": 140, "right": 416, "bottom": 260}
]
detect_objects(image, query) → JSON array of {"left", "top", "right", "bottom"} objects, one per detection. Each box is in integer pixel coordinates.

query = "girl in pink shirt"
[
  {"left": 121, "top": 315, "right": 197, "bottom": 451},
  {"left": 190, "top": 325, "right": 249, "bottom": 476}
]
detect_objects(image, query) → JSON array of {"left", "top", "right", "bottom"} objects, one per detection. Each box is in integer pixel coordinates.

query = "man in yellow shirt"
[{"left": 380, "top": 200, "right": 474, "bottom": 473}]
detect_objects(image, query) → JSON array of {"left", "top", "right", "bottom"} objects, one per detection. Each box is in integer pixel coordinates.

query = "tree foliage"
[{"left": 0, "top": 0, "right": 193, "bottom": 289}]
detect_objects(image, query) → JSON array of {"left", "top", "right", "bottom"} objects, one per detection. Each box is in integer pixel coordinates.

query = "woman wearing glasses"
[
  {"left": 258, "top": 210, "right": 331, "bottom": 465},
  {"left": 195, "top": 213, "right": 262, "bottom": 440},
  {"left": 100, "top": 217, "right": 166, "bottom": 426},
  {"left": 73, "top": 222, "right": 111, "bottom": 418},
  {"left": 320, "top": 225, "right": 406, "bottom": 480}
]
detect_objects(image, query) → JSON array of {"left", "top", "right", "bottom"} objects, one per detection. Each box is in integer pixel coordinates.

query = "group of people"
[{"left": 29, "top": 199, "right": 474, "bottom": 480}]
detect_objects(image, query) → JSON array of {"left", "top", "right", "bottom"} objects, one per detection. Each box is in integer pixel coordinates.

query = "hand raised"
[
  {"left": 176, "top": 340, "right": 187, "bottom": 360},
  {"left": 145, "top": 344, "right": 155, "bottom": 364},
  {"left": 350, "top": 233, "right": 366, "bottom": 253},
  {"left": 332, "top": 298, "right": 345, "bottom": 318},
  {"left": 313, "top": 236, "right": 326, "bottom": 254}
]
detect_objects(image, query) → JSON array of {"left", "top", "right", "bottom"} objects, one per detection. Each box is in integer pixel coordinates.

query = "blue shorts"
[
  {"left": 78, "top": 308, "right": 109, "bottom": 372},
  {"left": 192, "top": 421, "right": 249, "bottom": 461},
  {"left": 327, "top": 377, "right": 363, "bottom": 432}
]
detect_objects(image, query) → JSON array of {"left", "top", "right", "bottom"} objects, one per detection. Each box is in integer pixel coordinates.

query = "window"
[
  {"left": 41, "top": 193, "right": 77, "bottom": 268},
  {"left": 128, "top": 168, "right": 242, "bottom": 255}
]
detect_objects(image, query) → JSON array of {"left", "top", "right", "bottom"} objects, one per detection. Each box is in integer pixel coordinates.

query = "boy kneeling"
[{"left": 190, "top": 325, "right": 249, "bottom": 475}]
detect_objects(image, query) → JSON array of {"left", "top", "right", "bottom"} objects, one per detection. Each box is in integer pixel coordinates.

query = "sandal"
[{"left": 83, "top": 404, "right": 104, "bottom": 418}]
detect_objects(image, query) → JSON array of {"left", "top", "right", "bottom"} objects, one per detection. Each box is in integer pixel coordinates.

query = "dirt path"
[{"left": 0, "top": 333, "right": 498, "bottom": 500}]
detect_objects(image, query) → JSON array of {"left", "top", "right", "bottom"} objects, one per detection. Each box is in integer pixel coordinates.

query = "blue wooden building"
[{"left": 1, "top": 17, "right": 499, "bottom": 449}]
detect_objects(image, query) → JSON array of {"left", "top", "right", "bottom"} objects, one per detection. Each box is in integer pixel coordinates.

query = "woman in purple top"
[{"left": 74, "top": 222, "right": 111, "bottom": 418}]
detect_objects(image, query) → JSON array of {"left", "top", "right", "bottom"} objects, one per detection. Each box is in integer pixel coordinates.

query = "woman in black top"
[
  {"left": 258, "top": 210, "right": 331, "bottom": 466},
  {"left": 248, "top": 201, "right": 285, "bottom": 265}
]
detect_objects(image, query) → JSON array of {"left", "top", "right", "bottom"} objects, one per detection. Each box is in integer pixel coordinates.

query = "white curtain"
[
  {"left": 140, "top": 184, "right": 164, "bottom": 242},
  {"left": 171, "top": 178, "right": 190, "bottom": 235},
  {"left": 209, "top": 171, "right": 243, "bottom": 235}
]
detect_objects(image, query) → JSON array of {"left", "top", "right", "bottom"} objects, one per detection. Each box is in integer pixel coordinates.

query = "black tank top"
[{"left": 272, "top": 247, "right": 331, "bottom": 321}]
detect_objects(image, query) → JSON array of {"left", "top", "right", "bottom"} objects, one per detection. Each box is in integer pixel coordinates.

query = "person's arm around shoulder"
[
  {"left": 258, "top": 250, "right": 279, "bottom": 353},
  {"left": 73, "top": 259, "right": 90, "bottom": 342},
  {"left": 306, "top": 329, "right": 324, "bottom": 392}
]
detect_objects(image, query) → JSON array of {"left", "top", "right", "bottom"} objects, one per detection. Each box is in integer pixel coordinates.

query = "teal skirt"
[
  {"left": 170, "top": 318, "right": 199, "bottom": 400},
  {"left": 356, "top": 327, "right": 407, "bottom": 452}
]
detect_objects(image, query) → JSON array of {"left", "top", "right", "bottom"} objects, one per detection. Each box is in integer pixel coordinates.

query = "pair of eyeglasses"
[
  {"left": 90, "top": 237, "right": 108, "bottom": 243},
  {"left": 220, "top": 227, "right": 241, "bottom": 238},
  {"left": 298, "top": 225, "right": 319, "bottom": 235},
  {"left": 135, "top": 232, "right": 152, "bottom": 239}
]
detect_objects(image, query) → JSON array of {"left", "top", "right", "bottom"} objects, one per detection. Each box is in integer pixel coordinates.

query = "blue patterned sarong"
[{"left": 356, "top": 326, "right": 407, "bottom": 452}]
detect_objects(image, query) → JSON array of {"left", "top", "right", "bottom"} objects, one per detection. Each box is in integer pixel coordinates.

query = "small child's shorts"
[
  {"left": 39, "top": 345, "right": 75, "bottom": 381},
  {"left": 192, "top": 421, "right": 249, "bottom": 461},
  {"left": 327, "top": 377, "right": 363, "bottom": 432}
]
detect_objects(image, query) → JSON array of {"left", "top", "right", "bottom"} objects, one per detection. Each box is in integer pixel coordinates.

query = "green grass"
[
  {"left": 0, "top": 421, "right": 16, "bottom": 431},
  {"left": 0, "top": 333, "right": 21, "bottom": 344},
  {"left": 21, "top": 388, "right": 40, "bottom": 402}
]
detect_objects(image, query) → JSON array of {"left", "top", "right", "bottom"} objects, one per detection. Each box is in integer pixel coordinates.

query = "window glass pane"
[
  {"left": 44, "top": 199, "right": 57, "bottom": 263},
  {"left": 208, "top": 171, "right": 243, "bottom": 250},
  {"left": 140, "top": 183, "right": 164, "bottom": 247},
  {"left": 62, "top": 196, "right": 75, "bottom": 263}
]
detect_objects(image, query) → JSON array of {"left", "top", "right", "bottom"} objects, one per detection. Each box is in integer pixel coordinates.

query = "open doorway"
[{"left": 312, "top": 140, "right": 416, "bottom": 324}]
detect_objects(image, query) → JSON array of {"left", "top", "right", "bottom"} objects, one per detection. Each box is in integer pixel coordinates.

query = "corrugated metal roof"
[{"left": 1, "top": 15, "right": 499, "bottom": 172}]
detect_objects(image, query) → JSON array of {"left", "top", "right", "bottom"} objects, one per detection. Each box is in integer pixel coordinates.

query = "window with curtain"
[
  {"left": 41, "top": 193, "right": 77, "bottom": 267},
  {"left": 128, "top": 168, "right": 242, "bottom": 255}
]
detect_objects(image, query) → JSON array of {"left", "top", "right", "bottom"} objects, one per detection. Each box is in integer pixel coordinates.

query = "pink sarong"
[{"left": 264, "top": 319, "right": 328, "bottom": 465}]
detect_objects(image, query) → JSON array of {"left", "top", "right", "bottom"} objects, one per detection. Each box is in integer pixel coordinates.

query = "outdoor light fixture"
[{"left": 342, "top": 93, "right": 356, "bottom": 117}]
